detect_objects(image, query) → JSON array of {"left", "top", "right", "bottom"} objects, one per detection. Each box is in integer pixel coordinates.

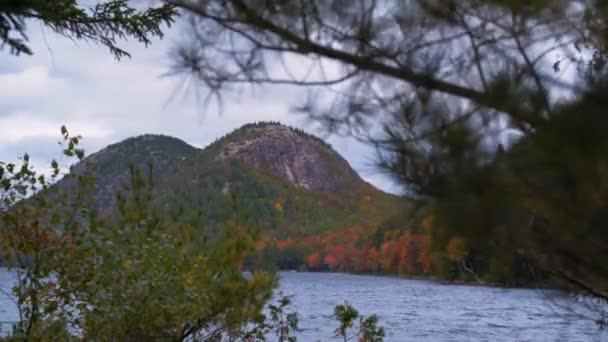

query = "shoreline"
[{"left": 278, "top": 269, "right": 556, "bottom": 291}]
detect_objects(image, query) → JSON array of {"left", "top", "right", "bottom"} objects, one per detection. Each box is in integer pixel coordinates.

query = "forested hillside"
[{"left": 59, "top": 122, "right": 405, "bottom": 239}]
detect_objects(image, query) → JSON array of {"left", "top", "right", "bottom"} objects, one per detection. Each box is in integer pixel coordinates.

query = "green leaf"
[{"left": 75, "top": 148, "right": 85, "bottom": 160}]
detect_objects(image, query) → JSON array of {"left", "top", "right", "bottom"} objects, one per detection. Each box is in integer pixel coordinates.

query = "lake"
[
  {"left": 0, "top": 269, "right": 606, "bottom": 341},
  {"left": 276, "top": 272, "right": 606, "bottom": 342}
]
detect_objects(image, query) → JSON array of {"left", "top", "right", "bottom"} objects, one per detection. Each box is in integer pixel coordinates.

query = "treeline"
[
  {"left": 207, "top": 121, "right": 333, "bottom": 150},
  {"left": 248, "top": 220, "right": 434, "bottom": 276},
  {"left": 248, "top": 215, "right": 550, "bottom": 286}
]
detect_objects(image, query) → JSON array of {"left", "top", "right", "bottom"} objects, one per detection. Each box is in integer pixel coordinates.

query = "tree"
[
  {"left": 1, "top": 0, "right": 176, "bottom": 59},
  {"left": 307, "top": 252, "right": 322, "bottom": 270},
  {"left": 0, "top": 128, "right": 276, "bottom": 340},
  {"left": 445, "top": 237, "right": 466, "bottom": 262},
  {"left": 168, "top": 0, "right": 605, "bottom": 120},
  {"left": 168, "top": 0, "right": 608, "bottom": 316},
  {"left": 56, "top": 165, "right": 276, "bottom": 340},
  {"left": 251, "top": 295, "right": 299, "bottom": 342},
  {"left": 0, "top": 126, "right": 88, "bottom": 339},
  {"left": 334, "top": 303, "right": 385, "bottom": 342}
]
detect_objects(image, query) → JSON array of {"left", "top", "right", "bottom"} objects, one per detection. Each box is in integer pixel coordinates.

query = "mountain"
[{"left": 63, "top": 122, "right": 405, "bottom": 237}]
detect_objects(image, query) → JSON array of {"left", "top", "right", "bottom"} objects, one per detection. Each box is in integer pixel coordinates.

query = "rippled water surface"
[
  {"left": 277, "top": 272, "right": 606, "bottom": 342},
  {"left": 0, "top": 269, "right": 606, "bottom": 341}
]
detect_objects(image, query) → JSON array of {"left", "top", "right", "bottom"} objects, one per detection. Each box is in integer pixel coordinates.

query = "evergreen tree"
[{"left": 1, "top": 0, "right": 176, "bottom": 59}]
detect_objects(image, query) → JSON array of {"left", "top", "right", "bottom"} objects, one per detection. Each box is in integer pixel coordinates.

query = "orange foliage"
[
  {"left": 418, "top": 234, "right": 434, "bottom": 273},
  {"left": 274, "top": 200, "right": 284, "bottom": 214},
  {"left": 446, "top": 236, "right": 467, "bottom": 261},
  {"left": 363, "top": 246, "right": 375, "bottom": 272},
  {"left": 256, "top": 219, "right": 441, "bottom": 276},
  {"left": 307, "top": 252, "right": 322, "bottom": 269},
  {"left": 275, "top": 237, "right": 294, "bottom": 250}
]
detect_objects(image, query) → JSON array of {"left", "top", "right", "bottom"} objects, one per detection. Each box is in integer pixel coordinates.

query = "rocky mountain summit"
[{"left": 215, "top": 123, "right": 362, "bottom": 191}]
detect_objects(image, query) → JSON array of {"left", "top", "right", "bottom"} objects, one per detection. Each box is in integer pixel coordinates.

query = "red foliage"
[
  {"left": 323, "top": 254, "right": 338, "bottom": 270},
  {"left": 275, "top": 238, "right": 294, "bottom": 250},
  {"left": 366, "top": 246, "right": 380, "bottom": 272},
  {"left": 417, "top": 234, "right": 434, "bottom": 273},
  {"left": 307, "top": 252, "right": 322, "bottom": 269},
  {"left": 256, "top": 217, "right": 439, "bottom": 276}
]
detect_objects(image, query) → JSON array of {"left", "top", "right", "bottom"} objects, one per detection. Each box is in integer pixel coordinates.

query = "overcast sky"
[{"left": 0, "top": 21, "right": 401, "bottom": 194}]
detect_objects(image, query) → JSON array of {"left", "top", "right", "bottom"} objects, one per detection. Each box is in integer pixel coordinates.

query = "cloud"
[
  {"left": 0, "top": 22, "right": 400, "bottom": 194},
  {"left": 0, "top": 112, "right": 113, "bottom": 144},
  {"left": 0, "top": 66, "right": 68, "bottom": 101}
]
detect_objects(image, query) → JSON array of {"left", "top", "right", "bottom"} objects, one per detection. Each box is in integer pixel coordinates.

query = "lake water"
[
  {"left": 0, "top": 269, "right": 606, "bottom": 341},
  {"left": 276, "top": 272, "right": 606, "bottom": 342}
]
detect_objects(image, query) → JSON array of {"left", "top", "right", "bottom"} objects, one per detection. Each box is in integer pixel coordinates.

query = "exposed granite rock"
[{"left": 215, "top": 124, "right": 361, "bottom": 191}]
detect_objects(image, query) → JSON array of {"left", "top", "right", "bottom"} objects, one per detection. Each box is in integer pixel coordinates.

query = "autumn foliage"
[{"left": 252, "top": 223, "right": 437, "bottom": 276}]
